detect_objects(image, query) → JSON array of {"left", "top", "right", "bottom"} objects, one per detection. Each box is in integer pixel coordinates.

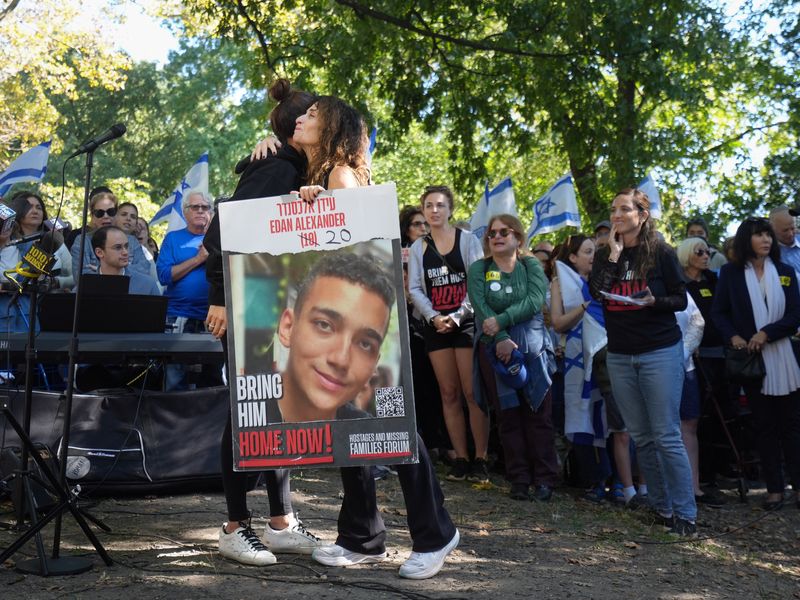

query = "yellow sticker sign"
[
  {"left": 699, "top": 288, "right": 712, "bottom": 297},
  {"left": 485, "top": 271, "right": 501, "bottom": 281},
  {"left": 781, "top": 275, "right": 791, "bottom": 287}
]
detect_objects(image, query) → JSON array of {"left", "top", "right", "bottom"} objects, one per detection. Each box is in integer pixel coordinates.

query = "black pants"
[
  {"left": 336, "top": 435, "right": 456, "bottom": 554},
  {"left": 410, "top": 334, "right": 450, "bottom": 452},
  {"left": 743, "top": 385, "right": 800, "bottom": 494},
  {"left": 220, "top": 409, "right": 292, "bottom": 521}
]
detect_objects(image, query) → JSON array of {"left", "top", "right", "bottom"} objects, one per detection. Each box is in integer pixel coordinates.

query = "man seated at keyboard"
[{"left": 91, "top": 226, "right": 160, "bottom": 295}]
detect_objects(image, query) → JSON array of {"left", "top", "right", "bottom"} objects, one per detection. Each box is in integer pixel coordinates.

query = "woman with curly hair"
[{"left": 270, "top": 94, "right": 459, "bottom": 579}]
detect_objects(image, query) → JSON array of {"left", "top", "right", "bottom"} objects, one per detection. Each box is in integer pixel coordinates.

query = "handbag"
[{"left": 725, "top": 347, "right": 766, "bottom": 384}]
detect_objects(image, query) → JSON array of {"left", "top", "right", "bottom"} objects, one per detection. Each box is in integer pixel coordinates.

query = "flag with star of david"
[
  {"left": 526, "top": 174, "right": 581, "bottom": 241},
  {"left": 151, "top": 152, "right": 209, "bottom": 233}
]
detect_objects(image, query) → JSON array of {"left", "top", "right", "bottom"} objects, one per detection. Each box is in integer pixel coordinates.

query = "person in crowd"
[
  {"left": 673, "top": 286, "right": 710, "bottom": 506},
  {"left": 0, "top": 192, "right": 67, "bottom": 335},
  {"left": 71, "top": 192, "right": 149, "bottom": 278},
  {"left": 407, "top": 186, "right": 488, "bottom": 482},
  {"left": 136, "top": 217, "right": 150, "bottom": 248},
  {"left": 114, "top": 202, "right": 139, "bottom": 236},
  {"left": 685, "top": 217, "right": 727, "bottom": 271},
  {"left": 65, "top": 185, "right": 113, "bottom": 249},
  {"left": 712, "top": 217, "right": 800, "bottom": 511},
  {"left": 550, "top": 235, "right": 613, "bottom": 502},
  {"left": 469, "top": 214, "right": 558, "bottom": 501},
  {"left": 157, "top": 190, "right": 221, "bottom": 391},
  {"left": 590, "top": 188, "right": 697, "bottom": 536},
  {"left": 768, "top": 206, "right": 800, "bottom": 279},
  {"left": 147, "top": 236, "right": 159, "bottom": 262},
  {"left": 205, "top": 80, "right": 322, "bottom": 567},
  {"left": 114, "top": 202, "right": 159, "bottom": 286},
  {"left": 91, "top": 226, "right": 160, "bottom": 295},
  {"left": 399, "top": 205, "right": 450, "bottom": 462},
  {"left": 531, "top": 240, "right": 554, "bottom": 264},
  {"left": 7, "top": 191, "right": 73, "bottom": 292},
  {"left": 677, "top": 237, "right": 730, "bottom": 506},
  {"left": 290, "top": 95, "right": 460, "bottom": 579},
  {"left": 593, "top": 221, "right": 612, "bottom": 249}
]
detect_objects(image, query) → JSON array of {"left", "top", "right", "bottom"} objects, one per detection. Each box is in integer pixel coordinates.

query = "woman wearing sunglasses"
[
  {"left": 70, "top": 191, "right": 149, "bottom": 279},
  {"left": 468, "top": 214, "right": 558, "bottom": 501},
  {"left": 407, "top": 186, "right": 488, "bottom": 482},
  {"left": 711, "top": 217, "right": 800, "bottom": 511},
  {"left": 676, "top": 237, "right": 730, "bottom": 506}
]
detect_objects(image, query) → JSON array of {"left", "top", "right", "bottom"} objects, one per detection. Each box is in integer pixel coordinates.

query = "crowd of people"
[{"left": 2, "top": 77, "right": 800, "bottom": 579}]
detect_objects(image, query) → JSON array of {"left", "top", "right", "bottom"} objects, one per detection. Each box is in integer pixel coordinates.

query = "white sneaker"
[
  {"left": 218, "top": 522, "right": 277, "bottom": 566},
  {"left": 312, "top": 543, "right": 387, "bottom": 567},
  {"left": 398, "top": 529, "right": 459, "bottom": 580},
  {"left": 264, "top": 513, "right": 322, "bottom": 554}
]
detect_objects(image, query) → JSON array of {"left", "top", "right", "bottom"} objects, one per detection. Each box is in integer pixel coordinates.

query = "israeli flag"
[
  {"left": 526, "top": 174, "right": 581, "bottom": 241},
  {"left": 0, "top": 141, "right": 52, "bottom": 197},
  {"left": 638, "top": 172, "right": 661, "bottom": 218},
  {"left": 368, "top": 127, "right": 377, "bottom": 156},
  {"left": 469, "top": 177, "right": 516, "bottom": 239},
  {"left": 151, "top": 152, "right": 209, "bottom": 233}
]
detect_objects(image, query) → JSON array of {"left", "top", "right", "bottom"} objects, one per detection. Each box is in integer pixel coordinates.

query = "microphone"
[
  {"left": 69, "top": 123, "right": 127, "bottom": 157},
  {"left": 3, "top": 232, "right": 60, "bottom": 292},
  {"left": 7, "top": 231, "right": 45, "bottom": 246}
]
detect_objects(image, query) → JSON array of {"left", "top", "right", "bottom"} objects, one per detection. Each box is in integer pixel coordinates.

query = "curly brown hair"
[{"left": 305, "top": 96, "right": 370, "bottom": 187}]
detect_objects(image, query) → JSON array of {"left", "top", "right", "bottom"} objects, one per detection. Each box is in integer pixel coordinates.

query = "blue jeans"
[{"left": 607, "top": 341, "right": 697, "bottom": 521}]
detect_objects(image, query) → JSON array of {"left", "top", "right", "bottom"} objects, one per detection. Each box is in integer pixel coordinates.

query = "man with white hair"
[
  {"left": 769, "top": 206, "right": 800, "bottom": 279},
  {"left": 156, "top": 190, "right": 221, "bottom": 390}
]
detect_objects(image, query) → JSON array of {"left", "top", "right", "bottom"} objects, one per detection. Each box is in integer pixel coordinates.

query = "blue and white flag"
[
  {"left": 368, "top": 127, "right": 377, "bottom": 156},
  {"left": 526, "top": 174, "right": 581, "bottom": 241},
  {"left": 638, "top": 172, "right": 661, "bottom": 219},
  {"left": 0, "top": 141, "right": 52, "bottom": 197},
  {"left": 469, "top": 177, "right": 516, "bottom": 239},
  {"left": 151, "top": 152, "right": 209, "bottom": 233}
]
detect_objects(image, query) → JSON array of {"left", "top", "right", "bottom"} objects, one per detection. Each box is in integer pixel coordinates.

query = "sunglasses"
[
  {"left": 693, "top": 248, "right": 710, "bottom": 256},
  {"left": 92, "top": 207, "right": 117, "bottom": 218},
  {"left": 187, "top": 204, "right": 211, "bottom": 213},
  {"left": 410, "top": 221, "right": 429, "bottom": 229},
  {"left": 487, "top": 228, "right": 513, "bottom": 239}
]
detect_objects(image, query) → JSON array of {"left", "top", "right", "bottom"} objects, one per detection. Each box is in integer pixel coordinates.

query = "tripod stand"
[
  {"left": 0, "top": 277, "right": 111, "bottom": 574},
  {"left": 0, "top": 149, "right": 113, "bottom": 574}
]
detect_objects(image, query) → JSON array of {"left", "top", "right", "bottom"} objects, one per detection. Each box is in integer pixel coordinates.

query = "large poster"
[{"left": 220, "top": 183, "right": 418, "bottom": 470}]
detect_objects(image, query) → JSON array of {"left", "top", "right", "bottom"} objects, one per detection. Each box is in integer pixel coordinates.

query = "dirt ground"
[{"left": 2, "top": 464, "right": 799, "bottom": 600}]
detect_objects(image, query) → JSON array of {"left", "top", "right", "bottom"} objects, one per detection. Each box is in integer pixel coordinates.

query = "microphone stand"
[
  {"left": 0, "top": 149, "right": 113, "bottom": 574},
  {"left": 51, "top": 148, "right": 113, "bottom": 567}
]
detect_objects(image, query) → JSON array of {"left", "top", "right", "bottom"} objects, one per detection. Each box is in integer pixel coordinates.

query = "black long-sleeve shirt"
[
  {"left": 204, "top": 146, "right": 306, "bottom": 306},
  {"left": 589, "top": 243, "right": 687, "bottom": 354}
]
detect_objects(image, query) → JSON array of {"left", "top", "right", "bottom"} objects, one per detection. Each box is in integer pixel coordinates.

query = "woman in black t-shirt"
[
  {"left": 408, "top": 186, "right": 487, "bottom": 482},
  {"left": 590, "top": 187, "right": 697, "bottom": 537}
]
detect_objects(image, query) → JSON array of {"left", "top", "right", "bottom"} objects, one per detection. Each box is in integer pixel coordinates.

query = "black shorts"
[{"left": 423, "top": 318, "right": 475, "bottom": 353}]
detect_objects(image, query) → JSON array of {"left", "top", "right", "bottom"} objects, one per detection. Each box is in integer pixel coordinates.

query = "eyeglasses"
[
  {"left": 487, "top": 228, "right": 512, "bottom": 239},
  {"left": 107, "top": 243, "right": 129, "bottom": 252},
  {"left": 410, "top": 221, "right": 429, "bottom": 229},
  {"left": 693, "top": 248, "right": 710, "bottom": 256},
  {"left": 92, "top": 207, "right": 118, "bottom": 218},
  {"left": 187, "top": 204, "right": 211, "bottom": 213}
]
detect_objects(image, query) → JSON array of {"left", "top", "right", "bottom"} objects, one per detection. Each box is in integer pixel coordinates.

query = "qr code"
[{"left": 375, "top": 386, "right": 405, "bottom": 417}]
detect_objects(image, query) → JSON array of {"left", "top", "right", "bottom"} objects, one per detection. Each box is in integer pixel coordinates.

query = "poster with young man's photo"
[{"left": 220, "top": 183, "right": 418, "bottom": 470}]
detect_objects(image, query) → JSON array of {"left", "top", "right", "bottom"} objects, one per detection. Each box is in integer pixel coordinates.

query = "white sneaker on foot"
[
  {"left": 312, "top": 543, "right": 387, "bottom": 567},
  {"left": 218, "top": 522, "right": 276, "bottom": 566},
  {"left": 398, "top": 529, "right": 459, "bottom": 580},
  {"left": 264, "top": 513, "right": 322, "bottom": 554}
]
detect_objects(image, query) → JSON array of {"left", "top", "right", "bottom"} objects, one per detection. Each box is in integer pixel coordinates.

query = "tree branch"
[
  {"left": 0, "top": 0, "right": 21, "bottom": 23},
  {"left": 702, "top": 120, "right": 789, "bottom": 155},
  {"left": 232, "top": 0, "right": 276, "bottom": 74},
  {"left": 334, "top": 0, "right": 584, "bottom": 59}
]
